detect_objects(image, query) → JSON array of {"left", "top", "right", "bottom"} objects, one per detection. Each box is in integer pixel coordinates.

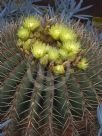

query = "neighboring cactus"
[{"left": 0, "top": 16, "right": 102, "bottom": 136}]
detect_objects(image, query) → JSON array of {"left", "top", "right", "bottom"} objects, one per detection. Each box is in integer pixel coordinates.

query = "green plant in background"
[{"left": 0, "top": 15, "right": 102, "bottom": 136}]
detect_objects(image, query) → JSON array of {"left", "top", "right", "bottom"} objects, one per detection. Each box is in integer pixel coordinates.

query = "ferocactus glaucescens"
[{"left": 17, "top": 16, "right": 88, "bottom": 74}]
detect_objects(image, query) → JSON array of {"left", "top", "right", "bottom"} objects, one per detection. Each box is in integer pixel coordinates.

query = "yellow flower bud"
[
  {"left": 23, "top": 16, "right": 41, "bottom": 32},
  {"left": 62, "top": 41, "right": 81, "bottom": 59},
  {"left": 17, "top": 27, "right": 30, "bottom": 41},
  {"left": 48, "top": 47, "right": 59, "bottom": 61},
  {"left": 49, "top": 24, "right": 62, "bottom": 40},
  {"left": 77, "top": 58, "right": 88, "bottom": 70},
  {"left": 31, "top": 41, "right": 47, "bottom": 59},
  {"left": 52, "top": 65, "right": 65, "bottom": 74},
  {"left": 59, "top": 49, "right": 68, "bottom": 60},
  {"left": 60, "top": 27, "right": 76, "bottom": 42},
  {"left": 40, "top": 55, "right": 49, "bottom": 65}
]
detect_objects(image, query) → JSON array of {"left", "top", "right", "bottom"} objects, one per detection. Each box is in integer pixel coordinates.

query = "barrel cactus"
[{"left": 0, "top": 15, "right": 102, "bottom": 136}]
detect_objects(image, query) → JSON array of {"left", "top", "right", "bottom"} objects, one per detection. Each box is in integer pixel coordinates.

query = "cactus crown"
[{"left": 17, "top": 16, "right": 88, "bottom": 74}]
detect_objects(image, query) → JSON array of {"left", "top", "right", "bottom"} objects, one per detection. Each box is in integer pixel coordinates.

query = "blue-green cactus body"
[{"left": 0, "top": 17, "right": 101, "bottom": 136}]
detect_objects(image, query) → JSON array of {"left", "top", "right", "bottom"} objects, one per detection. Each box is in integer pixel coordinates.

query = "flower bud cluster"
[{"left": 17, "top": 16, "right": 88, "bottom": 74}]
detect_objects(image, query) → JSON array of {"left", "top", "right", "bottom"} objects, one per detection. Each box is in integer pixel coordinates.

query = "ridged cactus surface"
[{"left": 0, "top": 16, "right": 102, "bottom": 136}]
